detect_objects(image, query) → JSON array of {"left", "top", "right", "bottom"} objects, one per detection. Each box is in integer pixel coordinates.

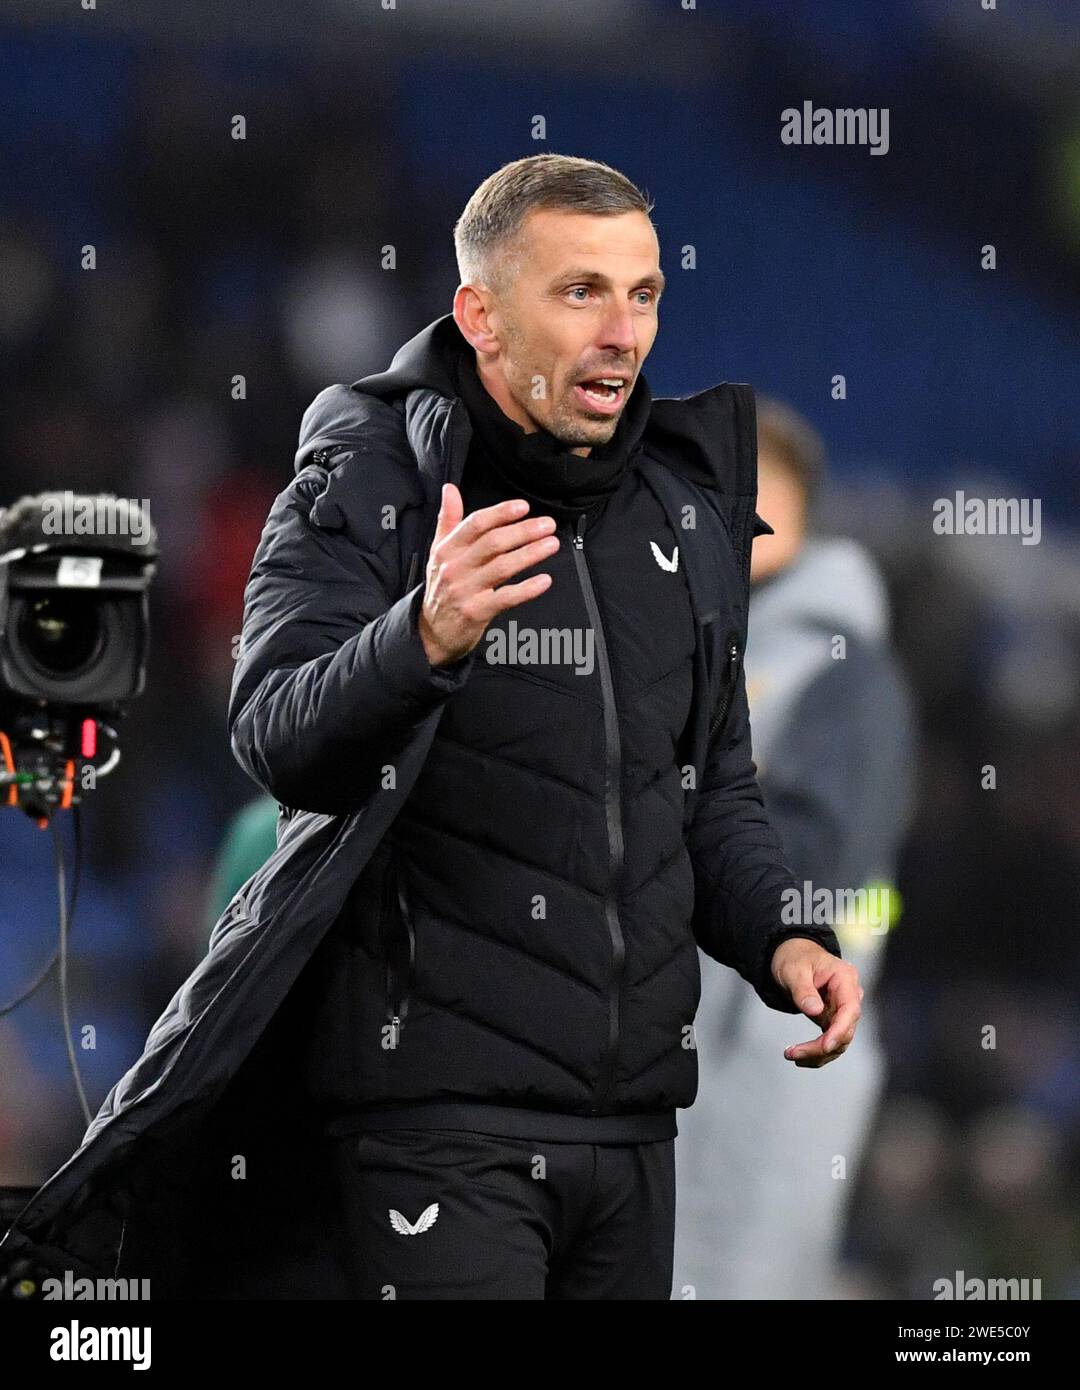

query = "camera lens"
[{"left": 16, "top": 594, "right": 105, "bottom": 676}]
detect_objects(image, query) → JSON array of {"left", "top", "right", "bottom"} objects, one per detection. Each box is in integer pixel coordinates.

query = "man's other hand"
[{"left": 769, "top": 937, "right": 863, "bottom": 1067}]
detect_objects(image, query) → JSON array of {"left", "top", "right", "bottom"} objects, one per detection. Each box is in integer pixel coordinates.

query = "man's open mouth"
[{"left": 574, "top": 377, "right": 628, "bottom": 413}]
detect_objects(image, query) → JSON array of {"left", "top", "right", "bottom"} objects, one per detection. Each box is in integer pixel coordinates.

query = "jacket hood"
[
  {"left": 332, "top": 313, "right": 757, "bottom": 498},
  {"left": 750, "top": 536, "right": 890, "bottom": 644},
  {"left": 349, "top": 311, "right": 464, "bottom": 401}
]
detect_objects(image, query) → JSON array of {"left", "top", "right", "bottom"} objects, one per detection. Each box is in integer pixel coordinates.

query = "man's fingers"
[
  {"left": 474, "top": 533, "right": 560, "bottom": 590},
  {"left": 784, "top": 998, "right": 861, "bottom": 1066},
  {"left": 470, "top": 513, "right": 558, "bottom": 565},
  {"left": 819, "top": 998, "right": 861, "bottom": 1053},
  {"left": 784, "top": 1036, "right": 848, "bottom": 1066},
  {"left": 826, "top": 965, "right": 862, "bottom": 1017},
  {"left": 430, "top": 529, "right": 559, "bottom": 614},
  {"left": 445, "top": 496, "right": 532, "bottom": 551},
  {"left": 422, "top": 495, "right": 556, "bottom": 663},
  {"left": 432, "top": 482, "right": 465, "bottom": 547},
  {"left": 435, "top": 503, "right": 559, "bottom": 617},
  {"left": 787, "top": 969, "right": 824, "bottom": 1016},
  {"left": 480, "top": 573, "right": 553, "bottom": 618},
  {"left": 784, "top": 1032, "right": 851, "bottom": 1066}
]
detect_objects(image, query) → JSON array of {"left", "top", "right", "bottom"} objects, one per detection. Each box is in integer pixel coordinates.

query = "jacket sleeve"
[
  {"left": 688, "top": 660, "right": 843, "bottom": 1013},
  {"left": 227, "top": 466, "right": 475, "bottom": 816}
]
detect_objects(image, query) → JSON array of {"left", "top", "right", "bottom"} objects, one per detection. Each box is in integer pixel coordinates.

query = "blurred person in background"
[{"left": 672, "top": 398, "right": 917, "bottom": 1299}]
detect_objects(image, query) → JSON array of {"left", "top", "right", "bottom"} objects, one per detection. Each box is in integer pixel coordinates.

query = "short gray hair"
[{"left": 454, "top": 153, "right": 655, "bottom": 295}]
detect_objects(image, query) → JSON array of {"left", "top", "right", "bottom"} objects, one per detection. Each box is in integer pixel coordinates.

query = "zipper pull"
[
  {"left": 709, "top": 640, "right": 743, "bottom": 738},
  {"left": 574, "top": 513, "right": 587, "bottom": 549}
]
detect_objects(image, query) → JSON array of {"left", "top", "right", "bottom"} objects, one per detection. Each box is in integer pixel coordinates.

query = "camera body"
[{"left": 0, "top": 492, "right": 157, "bottom": 820}]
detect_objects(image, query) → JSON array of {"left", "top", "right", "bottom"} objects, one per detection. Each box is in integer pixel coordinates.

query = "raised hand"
[{"left": 417, "top": 484, "right": 560, "bottom": 668}]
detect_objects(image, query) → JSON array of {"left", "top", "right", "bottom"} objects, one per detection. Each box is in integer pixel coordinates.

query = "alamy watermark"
[
  {"left": 39, "top": 490, "right": 154, "bottom": 548},
  {"left": 49, "top": 1319, "right": 151, "bottom": 1369},
  {"left": 781, "top": 101, "right": 889, "bottom": 156},
  {"left": 781, "top": 881, "right": 892, "bottom": 935},
  {"left": 42, "top": 1271, "right": 150, "bottom": 1299},
  {"left": 932, "top": 492, "right": 1041, "bottom": 545},
  {"left": 485, "top": 621, "right": 594, "bottom": 676},
  {"left": 933, "top": 1270, "right": 1041, "bottom": 1300}
]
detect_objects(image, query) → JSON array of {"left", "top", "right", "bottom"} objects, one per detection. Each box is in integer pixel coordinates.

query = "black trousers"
[{"left": 329, "top": 1127, "right": 676, "bottom": 1299}]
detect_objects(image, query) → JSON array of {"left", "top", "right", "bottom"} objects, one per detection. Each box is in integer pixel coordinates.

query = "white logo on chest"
[{"left": 650, "top": 541, "right": 679, "bottom": 572}]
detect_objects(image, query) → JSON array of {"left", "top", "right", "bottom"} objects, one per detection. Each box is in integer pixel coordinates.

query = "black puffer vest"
[
  {"left": 285, "top": 314, "right": 843, "bottom": 1144},
  {"left": 301, "top": 350, "right": 700, "bottom": 1141}
]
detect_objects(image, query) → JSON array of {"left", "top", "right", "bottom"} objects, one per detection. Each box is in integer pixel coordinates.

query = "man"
[
  {"left": 0, "top": 154, "right": 861, "bottom": 1300},
  {"left": 673, "top": 400, "right": 916, "bottom": 1298}
]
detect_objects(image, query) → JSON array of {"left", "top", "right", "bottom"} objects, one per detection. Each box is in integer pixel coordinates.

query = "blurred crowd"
[{"left": 1, "top": 2, "right": 1077, "bottom": 1298}]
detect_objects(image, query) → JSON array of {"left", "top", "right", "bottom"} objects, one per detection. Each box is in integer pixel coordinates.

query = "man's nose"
[{"left": 596, "top": 302, "right": 638, "bottom": 356}]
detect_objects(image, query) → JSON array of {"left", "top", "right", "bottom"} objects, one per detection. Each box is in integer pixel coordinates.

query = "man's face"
[{"left": 456, "top": 208, "right": 664, "bottom": 456}]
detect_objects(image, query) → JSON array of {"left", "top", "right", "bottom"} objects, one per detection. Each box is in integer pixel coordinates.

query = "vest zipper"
[
  {"left": 708, "top": 637, "right": 742, "bottom": 740},
  {"left": 571, "top": 510, "right": 625, "bottom": 1113},
  {"left": 381, "top": 845, "right": 415, "bottom": 1049}
]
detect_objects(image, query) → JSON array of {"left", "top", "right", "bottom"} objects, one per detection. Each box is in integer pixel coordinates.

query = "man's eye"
[
  {"left": 635, "top": 289, "right": 656, "bottom": 305},
  {"left": 567, "top": 286, "right": 590, "bottom": 302}
]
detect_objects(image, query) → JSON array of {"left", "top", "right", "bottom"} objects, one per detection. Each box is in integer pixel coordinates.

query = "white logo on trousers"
[{"left": 389, "top": 1202, "right": 440, "bottom": 1235}]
